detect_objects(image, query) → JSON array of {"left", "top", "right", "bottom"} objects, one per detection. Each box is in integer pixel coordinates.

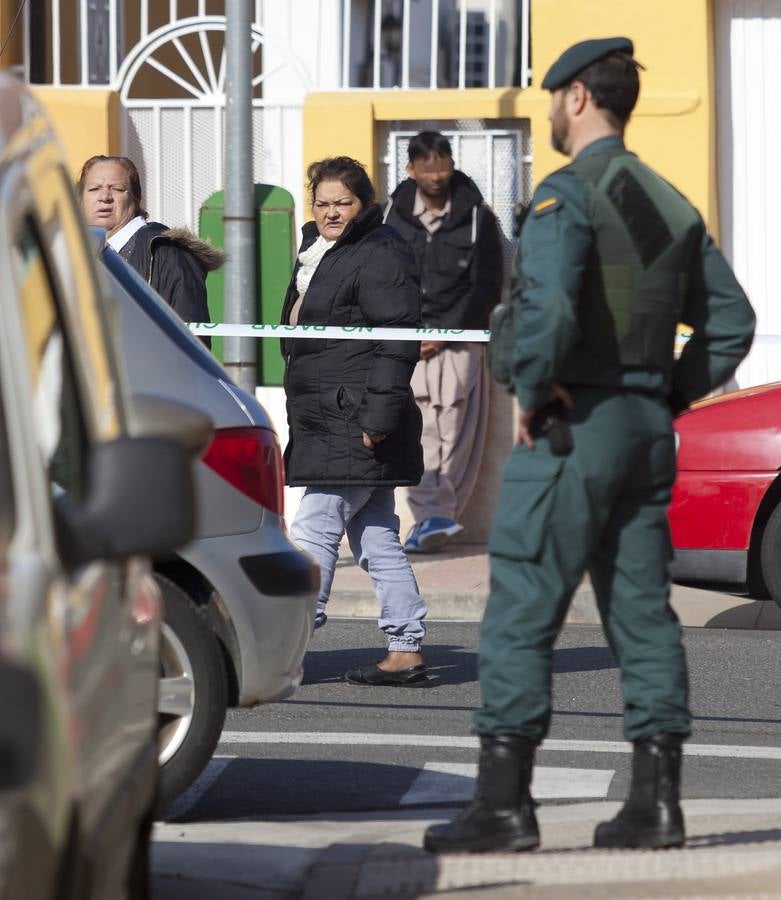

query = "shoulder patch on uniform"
[{"left": 533, "top": 196, "right": 562, "bottom": 216}]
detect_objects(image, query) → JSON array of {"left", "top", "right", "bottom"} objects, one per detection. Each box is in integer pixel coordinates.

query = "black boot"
[
  {"left": 594, "top": 733, "right": 685, "bottom": 849},
  {"left": 423, "top": 734, "right": 539, "bottom": 853}
]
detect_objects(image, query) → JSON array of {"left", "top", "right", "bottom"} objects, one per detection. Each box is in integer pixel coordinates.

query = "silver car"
[{"left": 95, "top": 241, "right": 319, "bottom": 808}]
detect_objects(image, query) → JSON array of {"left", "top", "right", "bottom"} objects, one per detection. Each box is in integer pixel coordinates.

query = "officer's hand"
[
  {"left": 420, "top": 340, "right": 445, "bottom": 360},
  {"left": 514, "top": 401, "right": 536, "bottom": 449},
  {"left": 515, "top": 386, "right": 574, "bottom": 449},
  {"left": 362, "top": 431, "right": 386, "bottom": 448},
  {"left": 552, "top": 383, "right": 575, "bottom": 410}
]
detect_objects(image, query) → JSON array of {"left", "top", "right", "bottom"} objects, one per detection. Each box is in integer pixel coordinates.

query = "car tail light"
[{"left": 202, "top": 427, "right": 284, "bottom": 515}]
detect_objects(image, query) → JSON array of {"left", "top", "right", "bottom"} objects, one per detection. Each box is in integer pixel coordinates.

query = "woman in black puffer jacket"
[{"left": 282, "top": 157, "right": 427, "bottom": 686}]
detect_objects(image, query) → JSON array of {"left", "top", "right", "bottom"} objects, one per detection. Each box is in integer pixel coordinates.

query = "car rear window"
[{"left": 100, "top": 247, "right": 230, "bottom": 382}]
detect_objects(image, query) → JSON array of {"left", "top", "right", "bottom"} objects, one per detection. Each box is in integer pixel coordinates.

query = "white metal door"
[{"left": 716, "top": 0, "right": 781, "bottom": 387}]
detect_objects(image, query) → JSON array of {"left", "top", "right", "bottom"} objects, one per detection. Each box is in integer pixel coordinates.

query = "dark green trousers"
[{"left": 474, "top": 387, "right": 691, "bottom": 743}]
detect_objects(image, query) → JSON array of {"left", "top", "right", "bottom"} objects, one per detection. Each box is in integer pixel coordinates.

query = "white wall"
[
  {"left": 716, "top": 0, "right": 781, "bottom": 387},
  {"left": 260, "top": 0, "right": 343, "bottom": 97}
]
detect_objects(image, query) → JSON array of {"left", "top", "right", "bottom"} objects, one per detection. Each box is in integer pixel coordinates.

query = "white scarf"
[{"left": 296, "top": 234, "right": 335, "bottom": 296}]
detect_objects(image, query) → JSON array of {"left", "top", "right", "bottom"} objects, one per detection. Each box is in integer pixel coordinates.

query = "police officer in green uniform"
[{"left": 424, "top": 37, "right": 755, "bottom": 855}]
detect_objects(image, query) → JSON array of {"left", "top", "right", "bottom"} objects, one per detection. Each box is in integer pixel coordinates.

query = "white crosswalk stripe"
[
  {"left": 218, "top": 731, "right": 781, "bottom": 760},
  {"left": 399, "top": 762, "right": 614, "bottom": 806},
  {"left": 165, "top": 732, "right": 777, "bottom": 819},
  {"left": 164, "top": 756, "right": 616, "bottom": 819}
]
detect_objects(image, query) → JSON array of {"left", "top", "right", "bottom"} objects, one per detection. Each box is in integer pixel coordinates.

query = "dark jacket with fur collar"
[
  {"left": 119, "top": 222, "right": 223, "bottom": 332},
  {"left": 384, "top": 171, "right": 503, "bottom": 329},
  {"left": 281, "top": 204, "right": 423, "bottom": 487}
]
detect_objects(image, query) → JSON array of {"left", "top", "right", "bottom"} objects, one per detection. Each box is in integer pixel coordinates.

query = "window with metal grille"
[
  {"left": 379, "top": 118, "right": 533, "bottom": 274},
  {"left": 342, "top": 0, "right": 531, "bottom": 90}
]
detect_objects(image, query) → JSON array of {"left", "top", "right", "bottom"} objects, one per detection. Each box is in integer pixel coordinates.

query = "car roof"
[{"left": 100, "top": 244, "right": 231, "bottom": 383}]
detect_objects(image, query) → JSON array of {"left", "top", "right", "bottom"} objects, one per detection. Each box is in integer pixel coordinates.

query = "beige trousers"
[{"left": 406, "top": 344, "right": 489, "bottom": 524}]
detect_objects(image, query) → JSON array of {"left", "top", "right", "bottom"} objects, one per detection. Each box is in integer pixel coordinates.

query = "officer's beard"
[
  {"left": 550, "top": 116, "right": 570, "bottom": 155},
  {"left": 549, "top": 98, "right": 573, "bottom": 156}
]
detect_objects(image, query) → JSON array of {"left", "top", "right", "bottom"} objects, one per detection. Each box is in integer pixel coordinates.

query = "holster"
[{"left": 533, "top": 400, "right": 574, "bottom": 456}]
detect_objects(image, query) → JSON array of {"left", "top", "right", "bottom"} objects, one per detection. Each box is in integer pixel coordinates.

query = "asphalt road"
[{"left": 167, "top": 619, "right": 781, "bottom": 823}]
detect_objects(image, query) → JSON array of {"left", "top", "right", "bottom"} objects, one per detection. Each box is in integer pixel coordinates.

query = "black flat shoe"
[{"left": 344, "top": 662, "right": 428, "bottom": 686}]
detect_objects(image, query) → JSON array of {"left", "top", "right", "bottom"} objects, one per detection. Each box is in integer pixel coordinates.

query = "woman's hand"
[
  {"left": 362, "top": 432, "right": 386, "bottom": 448},
  {"left": 420, "top": 340, "right": 444, "bottom": 360}
]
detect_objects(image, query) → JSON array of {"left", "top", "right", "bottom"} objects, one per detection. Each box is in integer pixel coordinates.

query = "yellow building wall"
[
  {"left": 0, "top": 0, "right": 23, "bottom": 70},
  {"left": 303, "top": 0, "right": 717, "bottom": 231},
  {"left": 30, "top": 88, "right": 122, "bottom": 180},
  {"left": 531, "top": 0, "right": 717, "bottom": 232}
]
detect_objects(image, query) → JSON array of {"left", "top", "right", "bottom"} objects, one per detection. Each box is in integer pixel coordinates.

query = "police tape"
[
  {"left": 185, "top": 323, "right": 781, "bottom": 347},
  {"left": 187, "top": 323, "right": 490, "bottom": 341}
]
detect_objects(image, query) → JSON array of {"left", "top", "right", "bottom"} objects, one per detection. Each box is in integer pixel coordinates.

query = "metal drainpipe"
[{"left": 223, "top": 0, "right": 257, "bottom": 395}]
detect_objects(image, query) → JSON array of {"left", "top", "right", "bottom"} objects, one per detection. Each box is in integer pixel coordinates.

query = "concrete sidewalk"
[
  {"left": 327, "top": 542, "right": 781, "bottom": 630},
  {"left": 152, "top": 799, "right": 781, "bottom": 898}
]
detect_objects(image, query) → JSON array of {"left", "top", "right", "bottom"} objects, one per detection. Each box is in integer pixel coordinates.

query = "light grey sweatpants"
[
  {"left": 406, "top": 343, "right": 490, "bottom": 523},
  {"left": 290, "top": 486, "right": 427, "bottom": 651}
]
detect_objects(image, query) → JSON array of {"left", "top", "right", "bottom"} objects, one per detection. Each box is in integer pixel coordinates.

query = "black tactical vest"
[{"left": 562, "top": 148, "right": 701, "bottom": 378}]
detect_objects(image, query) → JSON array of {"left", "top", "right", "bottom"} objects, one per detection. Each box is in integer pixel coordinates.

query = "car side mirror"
[
  {"left": 57, "top": 436, "right": 196, "bottom": 567},
  {"left": 0, "top": 660, "right": 41, "bottom": 790},
  {"left": 128, "top": 394, "right": 214, "bottom": 457}
]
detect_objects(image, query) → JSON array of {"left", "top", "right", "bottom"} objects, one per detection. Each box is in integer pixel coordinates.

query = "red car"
[{"left": 669, "top": 382, "right": 781, "bottom": 608}]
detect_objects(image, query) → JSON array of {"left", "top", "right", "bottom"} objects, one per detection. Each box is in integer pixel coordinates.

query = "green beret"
[{"left": 541, "top": 37, "right": 634, "bottom": 91}]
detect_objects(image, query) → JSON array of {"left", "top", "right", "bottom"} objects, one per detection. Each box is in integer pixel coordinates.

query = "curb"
[
  {"left": 151, "top": 800, "right": 781, "bottom": 900},
  {"left": 326, "top": 583, "right": 781, "bottom": 630},
  {"left": 304, "top": 845, "right": 781, "bottom": 900},
  {"left": 300, "top": 801, "right": 781, "bottom": 900}
]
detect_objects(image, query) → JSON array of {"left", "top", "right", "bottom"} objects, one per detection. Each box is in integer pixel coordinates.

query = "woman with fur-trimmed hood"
[{"left": 77, "top": 155, "right": 224, "bottom": 343}]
